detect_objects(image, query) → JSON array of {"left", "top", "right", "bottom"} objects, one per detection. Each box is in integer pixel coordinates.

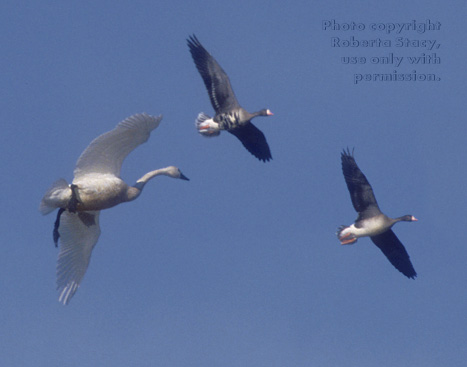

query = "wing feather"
[
  {"left": 73, "top": 113, "right": 162, "bottom": 179},
  {"left": 341, "top": 149, "right": 380, "bottom": 217},
  {"left": 187, "top": 35, "right": 241, "bottom": 114},
  {"left": 371, "top": 230, "right": 417, "bottom": 279},
  {"left": 56, "top": 211, "right": 101, "bottom": 305},
  {"left": 228, "top": 123, "right": 272, "bottom": 162}
]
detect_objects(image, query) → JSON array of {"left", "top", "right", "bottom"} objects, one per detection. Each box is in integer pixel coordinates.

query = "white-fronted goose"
[
  {"left": 40, "top": 113, "right": 189, "bottom": 304},
  {"left": 187, "top": 35, "right": 273, "bottom": 162},
  {"left": 337, "top": 149, "right": 417, "bottom": 279}
]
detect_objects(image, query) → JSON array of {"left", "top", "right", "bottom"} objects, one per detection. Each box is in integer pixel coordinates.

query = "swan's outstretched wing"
[
  {"left": 56, "top": 210, "right": 101, "bottom": 305},
  {"left": 74, "top": 113, "right": 162, "bottom": 179}
]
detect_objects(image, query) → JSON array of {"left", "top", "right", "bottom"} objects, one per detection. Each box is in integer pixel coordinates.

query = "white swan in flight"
[{"left": 40, "top": 113, "right": 189, "bottom": 305}]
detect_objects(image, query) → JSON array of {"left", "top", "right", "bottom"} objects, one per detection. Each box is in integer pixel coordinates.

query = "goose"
[
  {"left": 187, "top": 34, "right": 273, "bottom": 162},
  {"left": 337, "top": 148, "right": 417, "bottom": 279},
  {"left": 40, "top": 113, "right": 189, "bottom": 304}
]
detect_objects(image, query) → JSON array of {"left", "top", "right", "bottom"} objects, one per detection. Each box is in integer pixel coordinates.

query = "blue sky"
[{"left": 1, "top": 0, "right": 466, "bottom": 366}]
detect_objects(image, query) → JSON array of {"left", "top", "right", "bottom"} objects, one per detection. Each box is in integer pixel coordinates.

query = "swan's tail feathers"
[
  {"left": 40, "top": 179, "right": 71, "bottom": 215},
  {"left": 337, "top": 225, "right": 358, "bottom": 245},
  {"left": 195, "top": 113, "right": 220, "bottom": 137}
]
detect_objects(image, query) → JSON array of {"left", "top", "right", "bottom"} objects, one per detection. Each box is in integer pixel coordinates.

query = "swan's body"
[
  {"left": 40, "top": 113, "right": 189, "bottom": 304},
  {"left": 187, "top": 35, "right": 273, "bottom": 162},
  {"left": 337, "top": 149, "right": 417, "bottom": 279}
]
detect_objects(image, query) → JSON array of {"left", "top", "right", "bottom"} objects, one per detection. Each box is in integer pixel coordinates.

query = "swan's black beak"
[{"left": 179, "top": 172, "right": 190, "bottom": 181}]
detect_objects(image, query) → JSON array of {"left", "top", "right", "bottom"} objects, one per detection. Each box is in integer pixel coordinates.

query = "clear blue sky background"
[{"left": 1, "top": 1, "right": 466, "bottom": 366}]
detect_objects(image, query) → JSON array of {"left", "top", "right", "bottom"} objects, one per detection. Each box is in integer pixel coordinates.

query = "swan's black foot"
[
  {"left": 68, "top": 184, "right": 79, "bottom": 213},
  {"left": 53, "top": 208, "right": 65, "bottom": 247}
]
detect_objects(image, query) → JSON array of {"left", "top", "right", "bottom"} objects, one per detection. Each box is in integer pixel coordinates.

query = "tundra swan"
[{"left": 40, "top": 113, "right": 189, "bottom": 304}]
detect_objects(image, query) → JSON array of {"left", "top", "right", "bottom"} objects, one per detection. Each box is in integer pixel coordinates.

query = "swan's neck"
[{"left": 127, "top": 168, "right": 171, "bottom": 200}]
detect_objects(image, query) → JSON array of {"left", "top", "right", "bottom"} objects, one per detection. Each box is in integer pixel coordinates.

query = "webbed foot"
[
  {"left": 195, "top": 113, "right": 220, "bottom": 137},
  {"left": 53, "top": 208, "right": 65, "bottom": 247},
  {"left": 337, "top": 225, "right": 358, "bottom": 245},
  {"left": 68, "top": 184, "right": 80, "bottom": 213}
]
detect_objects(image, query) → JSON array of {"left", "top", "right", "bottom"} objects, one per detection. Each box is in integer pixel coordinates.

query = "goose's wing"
[
  {"left": 228, "top": 123, "right": 272, "bottom": 162},
  {"left": 74, "top": 113, "right": 162, "bottom": 179},
  {"left": 187, "top": 35, "right": 241, "bottom": 114},
  {"left": 341, "top": 149, "right": 380, "bottom": 218},
  {"left": 371, "top": 230, "right": 417, "bottom": 279},
  {"left": 56, "top": 210, "right": 101, "bottom": 305}
]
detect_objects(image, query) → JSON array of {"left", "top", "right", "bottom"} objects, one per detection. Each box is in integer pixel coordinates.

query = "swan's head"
[{"left": 165, "top": 166, "right": 190, "bottom": 181}]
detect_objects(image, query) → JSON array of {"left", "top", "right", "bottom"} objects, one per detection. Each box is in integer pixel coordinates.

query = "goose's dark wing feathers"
[
  {"left": 187, "top": 35, "right": 241, "bottom": 114},
  {"left": 371, "top": 230, "right": 417, "bottom": 279},
  {"left": 228, "top": 123, "right": 272, "bottom": 162},
  {"left": 341, "top": 149, "right": 380, "bottom": 218}
]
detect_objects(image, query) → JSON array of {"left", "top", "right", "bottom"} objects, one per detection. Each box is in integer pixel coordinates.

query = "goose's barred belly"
[{"left": 216, "top": 111, "right": 241, "bottom": 130}]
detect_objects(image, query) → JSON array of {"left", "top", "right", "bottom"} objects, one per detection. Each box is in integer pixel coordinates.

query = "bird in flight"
[
  {"left": 40, "top": 113, "right": 189, "bottom": 304},
  {"left": 187, "top": 34, "right": 273, "bottom": 162},
  {"left": 337, "top": 148, "right": 417, "bottom": 279}
]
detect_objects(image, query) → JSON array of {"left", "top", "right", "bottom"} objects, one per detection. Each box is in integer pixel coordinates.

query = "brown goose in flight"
[
  {"left": 187, "top": 35, "right": 273, "bottom": 162},
  {"left": 337, "top": 148, "right": 417, "bottom": 279}
]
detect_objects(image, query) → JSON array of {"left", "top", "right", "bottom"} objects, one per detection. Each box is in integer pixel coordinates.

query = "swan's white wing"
[
  {"left": 56, "top": 210, "right": 101, "bottom": 305},
  {"left": 74, "top": 113, "right": 162, "bottom": 179}
]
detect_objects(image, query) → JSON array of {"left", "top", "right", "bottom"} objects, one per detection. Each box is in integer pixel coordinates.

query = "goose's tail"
[{"left": 195, "top": 113, "right": 220, "bottom": 137}]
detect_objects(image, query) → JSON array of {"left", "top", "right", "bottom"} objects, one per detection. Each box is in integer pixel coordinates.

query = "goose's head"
[
  {"left": 393, "top": 215, "right": 418, "bottom": 224},
  {"left": 260, "top": 109, "right": 274, "bottom": 117}
]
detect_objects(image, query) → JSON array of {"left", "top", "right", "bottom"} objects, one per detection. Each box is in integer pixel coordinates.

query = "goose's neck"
[
  {"left": 250, "top": 110, "right": 261, "bottom": 118},
  {"left": 385, "top": 215, "right": 414, "bottom": 227},
  {"left": 127, "top": 168, "right": 170, "bottom": 200},
  {"left": 239, "top": 109, "right": 256, "bottom": 121}
]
